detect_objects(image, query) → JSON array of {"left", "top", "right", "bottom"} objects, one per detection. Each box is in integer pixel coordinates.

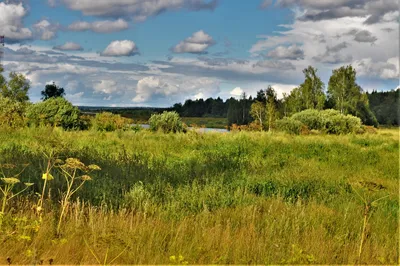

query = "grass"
[
  {"left": 0, "top": 127, "right": 398, "bottom": 264},
  {"left": 181, "top": 117, "right": 228, "bottom": 129}
]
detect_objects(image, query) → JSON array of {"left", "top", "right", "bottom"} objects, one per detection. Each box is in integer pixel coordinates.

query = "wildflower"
[
  {"left": 42, "top": 173, "right": 54, "bottom": 180},
  {"left": 88, "top": 164, "right": 101, "bottom": 171},
  {"left": 1, "top": 177, "right": 20, "bottom": 184},
  {"left": 81, "top": 175, "right": 92, "bottom": 181}
]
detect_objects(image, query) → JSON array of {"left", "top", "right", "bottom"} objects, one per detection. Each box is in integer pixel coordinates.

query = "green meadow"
[{"left": 0, "top": 127, "right": 398, "bottom": 264}]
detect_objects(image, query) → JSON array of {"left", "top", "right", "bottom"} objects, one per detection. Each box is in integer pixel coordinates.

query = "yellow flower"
[{"left": 42, "top": 173, "right": 54, "bottom": 180}]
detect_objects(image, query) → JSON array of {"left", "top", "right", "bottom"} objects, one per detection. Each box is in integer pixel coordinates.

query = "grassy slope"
[{"left": 0, "top": 128, "right": 398, "bottom": 264}]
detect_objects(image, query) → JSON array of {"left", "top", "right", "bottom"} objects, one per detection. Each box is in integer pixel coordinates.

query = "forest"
[{"left": 171, "top": 66, "right": 398, "bottom": 127}]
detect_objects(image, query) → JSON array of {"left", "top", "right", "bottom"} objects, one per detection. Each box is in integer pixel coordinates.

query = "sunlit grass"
[{"left": 0, "top": 127, "right": 398, "bottom": 264}]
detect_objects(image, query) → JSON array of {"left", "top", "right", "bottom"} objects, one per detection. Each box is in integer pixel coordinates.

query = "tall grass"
[{"left": 0, "top": 127, "right": 398, "bottom": 264}]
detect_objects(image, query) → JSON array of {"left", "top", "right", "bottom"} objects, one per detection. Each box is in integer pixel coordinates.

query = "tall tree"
[
  {"left": 41, "top": 82, "right": 65, "bottom": 100},
  {"left": 265, "top": 86, "right": 278, "bottom": 131},
  {"left": 300, "top": 66, "right": 325, "bottom": 110},
  {"left": 1, "top": 72, "right": 30, "bottom": 102},
  {"left": 327, "top": 65, "right": 377, "bottom": 126},
  {"left": 250, "top": 101, "right": 265, "bottom": 127}
]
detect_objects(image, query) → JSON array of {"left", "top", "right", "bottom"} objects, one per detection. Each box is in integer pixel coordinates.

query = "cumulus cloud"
[
  {"left": 353, "top": 30, "right": 377, "bottom": 43},
  {"left": 172, "top": 30, "right": 215, "bottom": 54},
  {"left": 269, "top": 0, "right": 398, "bottom": 24},
  {"left": 94, "top": 80, "right": 118, "bottom": 94},
  {"left": 313, "top": 41, "right": 353, "bottom": 64},
  {"left": 267, "top": 45, "right": 304, "bottom": 60},
  {"left": 0, "top": 2, "right": 32, "bottom": 42},
  {"left": 254, "top": 60, "right": 296, "bottom": 71},
  {"left": 68, "top": 19, "right": 129, "bottom": 33},
  {"left": 230, "top": 87, "right": 243, "bottom": 97},
  {"left": 32, "top": 19, "right": 60, "bottom": 40},
  {"left": 354, "top": 57, "right": 399, "bottom": 79},
  {"left": 101, "top": 40, "right": 139, "bottom": 57},
  {"left": 61, "top": 0, "right": 218, "bottom": 21},
  {"left": 53, "top": 42, "right": 83, "bottom": 51},
  {"left": 133, "top": 76, "right": 220, "bottom": 103}
]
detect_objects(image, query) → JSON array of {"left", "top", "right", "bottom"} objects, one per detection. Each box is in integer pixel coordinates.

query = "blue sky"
[{"left": 1, "top": 0, "right": 398, "bottom": 107}]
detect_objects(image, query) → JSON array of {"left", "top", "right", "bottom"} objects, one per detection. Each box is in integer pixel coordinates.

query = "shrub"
[
  {"left": 276, "top": 117, "right": 304, "bottom": 135},
  {"left": 26, "top": 97, "right": 81, "bottom": 130},
  {"left": 323, "top": 112, "right": 361, "bottom": 134},
  {"left": 93, "top": 112, "right": 132, "bottom": 132},
  {"left": 288, "top": 109, "right": 362, "bottom": 134},
  {"left": 230, "top": 122, "right": 262, "bottom": 132},
  {"left": 149, "top": 111, "right": 183, "bottom": 133},
  {"left": 0, "top": 95, "right": 27, "bottom": 128},
  {"left": 291, "top": 109, "right": 324, "bottom": 130}
]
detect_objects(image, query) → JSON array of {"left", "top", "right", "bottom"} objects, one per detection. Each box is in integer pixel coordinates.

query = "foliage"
[
  {"left": 250, "top": 101, "right": 265, "bottom": 128},
  {"left": 149, "top": 111, "right": 184, "bottom": 133},
  {"left": 265, "top": 86, "right": 279, "bottom": 131},
  {"left": 41, "top": 82, "right": 65, "bottom": 100},
  {"left": 0, "top": 95, "right": 28, "bottom": 128},
  {"left": 0, "top": 72, "right": 30, "bottom": 103},
  {"left": 26, "top": 97, "right": 82, "bottom": 130},
  {"left": 367, "top": 89, "right": 399, "bottom": 126},
  {"left": 93, "top": 112, "right": 132, "bottom": 132},
  {"left": 299, "top": 66, "right": 326, "bottom": 110},
  {"left": 327, "top": 65, "right": 377, "bottom": 126},
  {"left": 288, "top": 109, "right": 362, "bottom": 134},
  {"left": 230, "top": 122, "right": 263, "bottom": 132},
  {"left": 275, "top": 117, "right": 304, "bottom": 135}
]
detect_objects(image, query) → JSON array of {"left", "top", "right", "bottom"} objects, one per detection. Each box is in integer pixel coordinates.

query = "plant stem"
[{"left": 358, "top": 204, "right": 369, "bottom": 263}]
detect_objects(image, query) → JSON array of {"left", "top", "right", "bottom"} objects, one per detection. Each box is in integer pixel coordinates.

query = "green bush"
[
  {"left": 149, "top": 111, "right": 183, "bottom": 133},
  {"left": 26, "top": 97, "right": 81, "bottom": 130},
  {"left": 291, "top": 109, "right": 324, "bottom": 130},
  {"left": 288, "top": 109, "right": 362, "bottom": 134},
  {"left": 0, "top": 95, "right": 27, "bottom": 128},
  {"left": 323, "top": 112, "right": 361, "bottom": 134},
  {"left": 93, "top": 112, "right": 132, "bottom": 132},
  {"left": 276, "top": 117, "right": 304, "bottom": 135}
]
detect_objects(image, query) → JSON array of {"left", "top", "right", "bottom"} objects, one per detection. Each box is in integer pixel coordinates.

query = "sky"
[{"left": 0, "top": 0, "right": 398, "bottom": 107}]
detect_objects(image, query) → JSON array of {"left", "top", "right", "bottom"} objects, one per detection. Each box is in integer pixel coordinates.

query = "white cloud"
[
  {"left": 101, "top": 40, "right": 139, "bottom": 57},
  {"left": 68, "top": 19, "right": 129, "bottom": 33},
  {"left": 0, "top": 2, "right": 32, "bottom": 42},
  {"left": 66, "top": 92, "right": 84, "bottom": 102},
  {"left": 133, "top": 76, "right": 219, "bottom": 103},
  {"left": 32, "top": 19, "right": 60, "bottom": 40},
  {"left": 267, "top": 45, "right": 304, "bottom": 60},
  {"left": 230, "top": 87, "right": 243, "bottom": 97},
  {"left": 172, "top": 30, "right": 215, "bottom": 54},
  {"left": 354, "top": 57, "right": 399, "bottom": 79},
  {"left": 249, "top": 14, "right": 398, "bottom": 80},
  {"left": 270, "top": 0, "right": 398, "bottom": 24},
  {"left": 53, "top": 42, "right": 83, "bottom": 51},
  {"left": 94, "top": 80, "right": 118, "bottom": 94},
  {"left": 61, "top": 0, "right": 218, "bottom": 21}
]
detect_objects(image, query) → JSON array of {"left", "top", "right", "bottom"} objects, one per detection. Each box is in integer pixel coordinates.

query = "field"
[
  {"left": 0, "top": 127, "right": 398, "bottom": 264},
  {"left": 181, "top": 117, "right": 228, "bottom": 129}
]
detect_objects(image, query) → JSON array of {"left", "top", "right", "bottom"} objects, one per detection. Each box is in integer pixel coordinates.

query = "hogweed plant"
[
  {"left": 351, "top": 181, "right": 390, "bottom": 264},
  {"left": 56, "top": 158, "right": 100, "bottom": 236},
  {"left": 0, "top": 163, "right": 32, "bottom": 228},
  {"left": 37, "top": 150, "right": 58, "bottom": 214}
]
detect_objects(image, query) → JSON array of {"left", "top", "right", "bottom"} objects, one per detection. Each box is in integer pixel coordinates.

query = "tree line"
[{"left": 172, "top": 65, "right": 398, "bottom": 127}]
